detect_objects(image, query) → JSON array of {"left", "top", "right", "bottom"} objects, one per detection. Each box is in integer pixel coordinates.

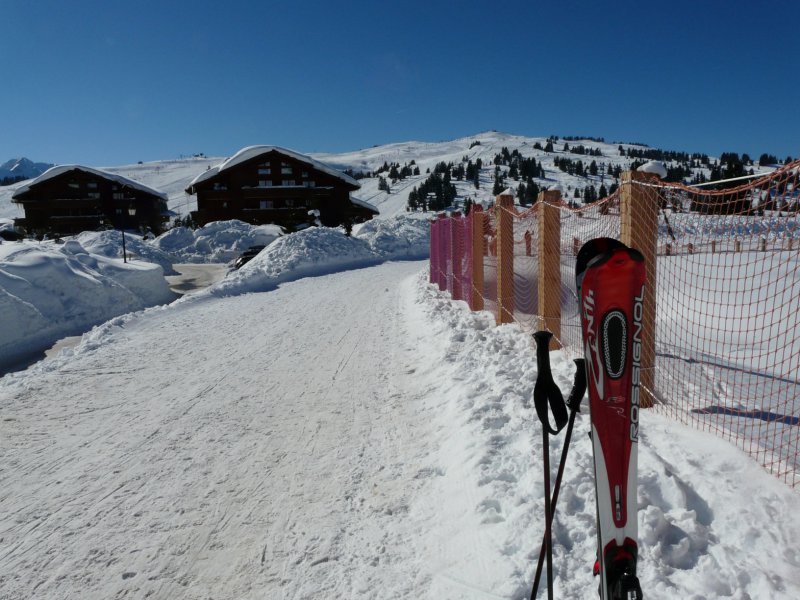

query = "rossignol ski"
[{"left": 576, "top": 238, "right": 645, "bottom": 600}]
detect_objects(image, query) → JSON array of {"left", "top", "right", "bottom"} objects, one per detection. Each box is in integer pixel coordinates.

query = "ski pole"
[
  {"left": 530, "top": 358, "right": 586, "bottom": 599},
  {"left": 530, "top": 331, "right": 569, "bottom": 600}
]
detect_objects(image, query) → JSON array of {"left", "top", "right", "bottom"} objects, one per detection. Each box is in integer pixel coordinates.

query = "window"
[
  {"left": 258, "top": 180, "right": 273, "bottom": 187},
  {"left": 213, "top": 183, "right": 228, "bottom": 191},
  {"left": 68, "top": 182, "right": 80, "bottom": 189},
  {"left": 281, "top": 162, "right": 293, "bottom": 175},
  {"left": 301, "top": 171, "right": 308, "bottom": 178},
  {"left": 258, "top": 167, "right": 271, "bottom": 175},
  {"left": 260, "top": 200, "right": 273, "bottom": 209},
  {"left": 113, "top": 192, "right": 125, "bottom": 200},
  {"left": 87, "top": 182, "right": 98, "bottom": 189},
  {"left": 88, "top": 192, "right": 101, "bottom": 199},
  {"left": 304, "top": 181, "right": 316, "bottom": 188},
  {"left": 282, "top": 180, "right": 296, "bottom": 186}
]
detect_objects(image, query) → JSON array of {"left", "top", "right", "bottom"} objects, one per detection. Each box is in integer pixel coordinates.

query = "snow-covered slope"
[{"left": 3, "top": 131, "right": 773, "bottom": 223}]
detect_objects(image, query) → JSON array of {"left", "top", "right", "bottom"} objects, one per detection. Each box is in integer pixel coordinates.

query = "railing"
[{"left": 430, "top": 161, "right": 800, "bottom": 487}]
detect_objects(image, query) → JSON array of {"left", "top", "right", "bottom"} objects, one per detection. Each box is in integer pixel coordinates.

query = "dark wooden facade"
[
  {"left": 12, "top": 166, "right": 168, "bottom": 236},
  {"left": 186, "top": 147, "right": 378, "bottom": 229}
]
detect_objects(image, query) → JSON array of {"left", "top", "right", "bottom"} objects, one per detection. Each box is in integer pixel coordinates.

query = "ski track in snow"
[
  {"left": 0, "top": 262, "right": 441, "bottom": 599},
  {"left": 1, "top": 261, "right": 800, "bottom": 599}
]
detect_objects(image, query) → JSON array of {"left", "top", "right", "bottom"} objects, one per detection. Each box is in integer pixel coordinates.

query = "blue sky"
[{"left": 3, "top": 0, "right": 799, "bottom": 166}]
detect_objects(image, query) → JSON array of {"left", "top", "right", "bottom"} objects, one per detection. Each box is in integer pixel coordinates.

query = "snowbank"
[
  {"left": 354, "top": 213, "right": 431, "bottom": 260},
  {"left": 74, "top": 230, "right": 179, "bottom": 275},
  {"left": 209, "top": 227, "right": 380, "bottom": 297},
  {"left": 204, "top": 216, "right": 431, "bottom": 297},
  {"left": 408, "top": 271, "right": 800, "bottom": 598},
  {"left": 0, "top": 240, "right": 177, "bottom": 372},
  {"left": 151, "top": 220, "right": 282, "bottom": 264}
]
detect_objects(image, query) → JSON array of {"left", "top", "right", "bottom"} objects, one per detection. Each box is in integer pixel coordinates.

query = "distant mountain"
[{"left": 0, "top": 158, "right": 54, "bottom": 184}]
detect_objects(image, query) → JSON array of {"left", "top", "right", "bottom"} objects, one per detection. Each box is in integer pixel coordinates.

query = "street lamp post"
[{"left": 121, "top": 205, "right": 136, "bottom": 263}]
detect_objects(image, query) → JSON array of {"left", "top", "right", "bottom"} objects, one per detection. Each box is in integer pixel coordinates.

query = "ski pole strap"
[
  {"left": 533, "top": 331, "right": 568, "bottom": 435},
  {"left": 566, "top": 358, "right": 587, "bottom": 413}
]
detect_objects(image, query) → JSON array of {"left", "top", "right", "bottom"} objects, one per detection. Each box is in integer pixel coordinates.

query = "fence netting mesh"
[{"left": 430, "top": 161, "right": 800, "bottom": 487}]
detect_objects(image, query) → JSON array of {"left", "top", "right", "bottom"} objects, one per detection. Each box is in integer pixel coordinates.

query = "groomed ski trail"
[{"left": 0, "top": 261, "right": 444, "bottom": 599}]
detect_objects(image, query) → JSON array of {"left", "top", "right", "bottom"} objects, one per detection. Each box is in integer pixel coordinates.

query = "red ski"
[{"left": 576, "top": 238, "right": 645, "bottom": 600}]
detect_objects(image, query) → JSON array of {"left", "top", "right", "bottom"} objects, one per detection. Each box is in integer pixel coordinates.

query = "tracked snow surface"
[{"left": 1, "top": 221, "right": 799, "bottom": 599}]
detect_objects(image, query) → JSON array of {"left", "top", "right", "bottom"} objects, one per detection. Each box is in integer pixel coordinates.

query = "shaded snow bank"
[
  {"left": 407, "top": 270, "right": 800, "bottom": 599},
  {"left": 0, "top": 240, "right": 177, "bottom": 373}
]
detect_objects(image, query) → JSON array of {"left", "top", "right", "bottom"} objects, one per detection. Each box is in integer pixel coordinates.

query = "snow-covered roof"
[
  {"left": 186, "top": 146, "right": 361, "bottom": 190},
  {"left": 350, "top": 196, "right": 379, "bottom": 214},
  {"left": 12, "top": 165, "right": 168, "bottom": 200}
]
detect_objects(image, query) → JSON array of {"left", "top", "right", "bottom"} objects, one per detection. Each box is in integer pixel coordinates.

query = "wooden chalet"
[
  {"left": 12, "top": 165, "right": 169, "bottom": 235},
  {"left": 185, "top": 146, "right": 378, "bottom": 229}
]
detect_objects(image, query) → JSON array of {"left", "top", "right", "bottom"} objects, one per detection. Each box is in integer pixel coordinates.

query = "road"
[{"left": 165, "top": 263, "right": 229, "bottom": 295}]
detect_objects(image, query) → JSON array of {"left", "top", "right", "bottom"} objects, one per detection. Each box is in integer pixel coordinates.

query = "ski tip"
[
  {"left": 576, "top": 238, "right": 627, "bottom": 271},
  {"left": 577, "top": 239, "right": 646, "bottom": 286}
]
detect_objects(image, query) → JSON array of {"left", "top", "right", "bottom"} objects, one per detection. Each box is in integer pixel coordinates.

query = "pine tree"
[
  {"left": 407, "top": 188, "right": 419, "bottom": 211},
  {"left": 517, "top": 182, "right": 527, "bottom": 205},
  {"left": 492, "top": 175, "right": 504, "bottom": 195}
]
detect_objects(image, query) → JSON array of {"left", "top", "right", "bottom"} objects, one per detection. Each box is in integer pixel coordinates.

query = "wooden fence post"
[
  {"left": 621, "top": 171, "right": 658, "bottom": 408},
  {"left": 538, "top": 190, "right": 562, "bottom": 349},
  {"left": 495, "top": 191, "right": 515, "bottom": 325},
  {"left": 471, "top": 206, "right": 485, "bottom": 311}
]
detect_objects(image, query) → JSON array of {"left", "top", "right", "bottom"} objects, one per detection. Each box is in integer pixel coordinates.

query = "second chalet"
[{"left": 185, "top": 146, "right": 378, "bottom": 230}]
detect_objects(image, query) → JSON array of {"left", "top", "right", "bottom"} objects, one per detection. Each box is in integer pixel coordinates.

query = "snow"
[
  {"left": 151, "top": 220, "right": 283, "bottom": 264},
  {"left": 1, "top": 243, "right": 798, "bottom": 598},
  {"left": 639, "top": 160, "right": 668, "bottom": 178},
  {"left": 349, "top": 194, "right": 380, "bottom": 213},
  {"left": 74, "top": 230, "right": 179, "bottom": 275},
  {"left": 206, "top": 216, "right": 429, "bottom": 298},
  {"left": 0, "top": 239, "right": 176, "bottom": 373}
]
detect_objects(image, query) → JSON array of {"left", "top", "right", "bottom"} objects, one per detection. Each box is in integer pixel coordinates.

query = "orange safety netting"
[{"left": 430, "top": 161, "right": 800, "bottom": 487}]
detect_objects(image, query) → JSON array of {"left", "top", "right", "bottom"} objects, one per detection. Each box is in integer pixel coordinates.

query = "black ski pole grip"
[
  {"left": 566, "top": 358, "right": 587, "bottom": 413},
  {"left": 533, "top": 331, "right": 568, "bottom": 435}
]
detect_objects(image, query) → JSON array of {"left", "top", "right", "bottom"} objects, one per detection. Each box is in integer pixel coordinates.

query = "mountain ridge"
[{"left": 0, "top": 157, "right": 54, "bottom": 183}]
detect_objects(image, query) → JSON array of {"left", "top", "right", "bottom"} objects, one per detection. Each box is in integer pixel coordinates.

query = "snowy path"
[
  {"left": 3, "top": 258, "right": 800, "bottom": 599},
  {"left": 0, "top": 261, "right": 438, "bottom": 599}
]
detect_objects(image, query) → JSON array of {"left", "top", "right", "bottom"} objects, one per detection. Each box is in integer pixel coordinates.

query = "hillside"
[{"left": 0, "top": 132, "right": 777, "bottom": 225}]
